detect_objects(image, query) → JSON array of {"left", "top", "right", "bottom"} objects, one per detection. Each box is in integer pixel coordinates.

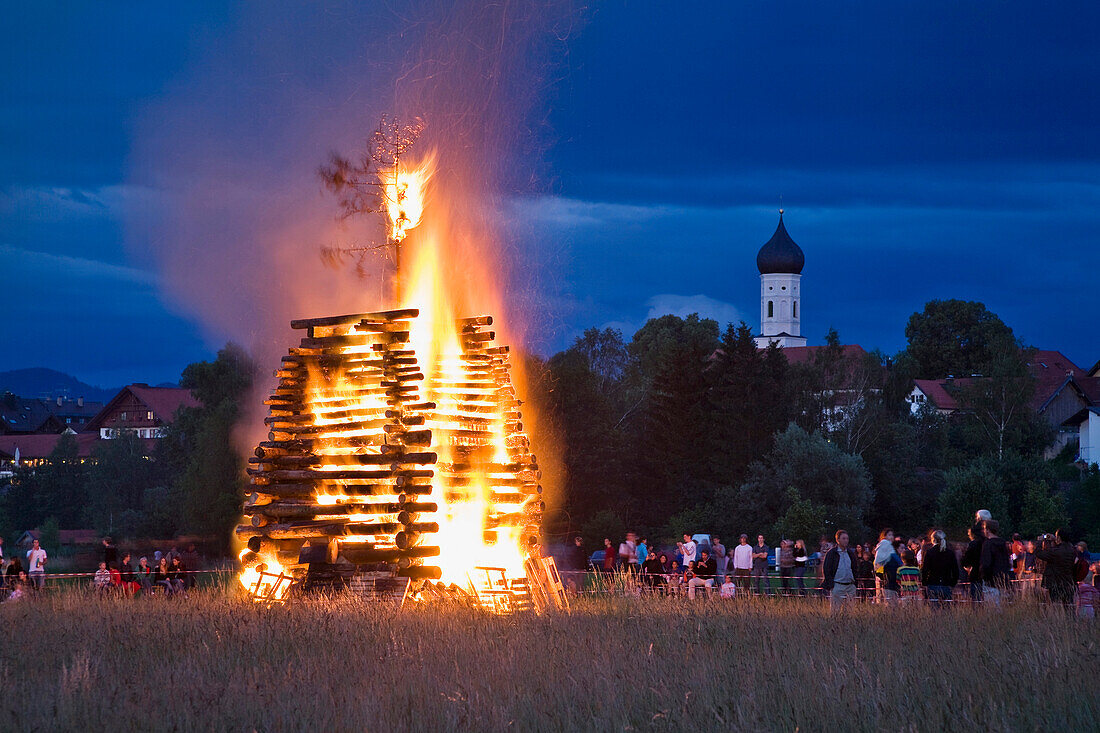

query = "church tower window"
[{"left": 767, "top": 301, "right": 774, "bottom": 318}]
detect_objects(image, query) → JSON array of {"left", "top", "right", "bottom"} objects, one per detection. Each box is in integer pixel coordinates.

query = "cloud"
[
  {"left": 0, "top": 243, "right": 155, "bottom": 285},
  {"left": 0, "top": 184, "right": 158, "bottom": 222},
  {"left": 508, "top": 195, "right": 673, "bottom": 229},
  {"left": 645, "top": 293, "right": 743, "bottom": 328}
]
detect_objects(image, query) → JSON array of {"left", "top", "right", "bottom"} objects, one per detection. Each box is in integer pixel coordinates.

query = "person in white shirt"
[
  {"left": 677, "top": 534, "right": 697, "bottom": 567},
  {"left": 618, "top": 532, "right": 639, "bottom": 573},
  {"left": 26, "top": 538, "right": 47, "bottom": 590},
  {"left": 719, "top": 577, "right": 736, "bottom": 598},
  {"left": 732, "top": 534, "right": 753, "bottom": 592}
]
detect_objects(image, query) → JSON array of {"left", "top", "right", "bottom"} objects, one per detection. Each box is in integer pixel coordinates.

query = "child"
[
  {"left": 93, "top": 561, "right": 111, "bottom": 592},
  {"left": 719, "top": 577, "right": 736, "bottom": 598},
  {"left": 898, "top": 551, "right": 922, "bottom": 602},
  {"left": 5, "top": 577, "right": 26, "bottom": 603}
]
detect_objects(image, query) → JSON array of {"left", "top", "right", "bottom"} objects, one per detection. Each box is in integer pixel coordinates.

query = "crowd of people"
[
  {"left": 562, "top": 509, "right": 1099, "bottom": 616},
  {"left": 0, "top": 536, "right": 203, "bottom": 602}
]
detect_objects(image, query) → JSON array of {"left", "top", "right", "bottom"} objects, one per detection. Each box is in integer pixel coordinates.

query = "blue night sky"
[{"left": 3, "top": 2, "right": 1099, "bottom": 387}]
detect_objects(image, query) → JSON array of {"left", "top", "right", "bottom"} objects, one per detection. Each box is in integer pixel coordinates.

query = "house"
[
  {"left": 781, "top": 343, "right": 885, "bottom": 431},
  {"left": 1065, "top": 406, "right": 1100, "bottom": 465},
  {"left": 908, "top": 378, "right": 963, "bottom": 415},
  {"left": 906, "top": 350, "right": 1100, "bottom": 456},
  {"left": 0, "top": 393, "right": 65, "bottom": 435},
  {"left": 83, "top": 384, "right": 200, "bottom": 440},
  {"left": 16, "top": 528, "right": 100, "bottom": 550},
  {"left": 46, "top": 396, "right": 104, "bottom": 430}
]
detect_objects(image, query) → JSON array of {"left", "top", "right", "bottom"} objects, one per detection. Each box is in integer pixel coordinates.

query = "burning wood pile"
[{"left": 236, "top": 307, "right": 563, "bottom": 612}]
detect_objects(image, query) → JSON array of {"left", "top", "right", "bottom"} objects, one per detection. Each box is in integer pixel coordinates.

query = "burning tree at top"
[{"left": 236, "top": 119, "right": 563, "bottom": 611}]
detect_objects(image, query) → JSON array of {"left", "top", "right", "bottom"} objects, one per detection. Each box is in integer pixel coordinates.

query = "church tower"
[{"left": 753, "top": 210, "right": 807, "bottom": 348}]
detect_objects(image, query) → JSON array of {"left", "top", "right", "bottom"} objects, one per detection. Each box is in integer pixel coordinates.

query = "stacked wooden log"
[{"left": 236, "top": 308, "right": 543, "bottom": 589}]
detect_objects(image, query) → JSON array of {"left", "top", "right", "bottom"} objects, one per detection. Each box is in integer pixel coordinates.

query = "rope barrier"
[{"left": 1, "top": 569, "right": 224, "bottom": 580}]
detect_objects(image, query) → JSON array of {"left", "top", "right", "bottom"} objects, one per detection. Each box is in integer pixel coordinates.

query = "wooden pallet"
[{"left": 524, "top": 556, "right": 569, "bottom": 613}]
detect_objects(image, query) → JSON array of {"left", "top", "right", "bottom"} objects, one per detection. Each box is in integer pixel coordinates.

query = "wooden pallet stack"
[{"left": 236, "top": 308, "right": 547, "bottom": 602}]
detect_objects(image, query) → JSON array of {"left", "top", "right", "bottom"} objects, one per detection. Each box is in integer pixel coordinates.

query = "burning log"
[
  {"left": 340, "top": 545, "right": 440, "bottom": 564},
  {"left": 236, "top": 307, "right": 546, "bottom": 609},
  {"left": 290, "top": 309, "right": 419, "bottom": 330}
]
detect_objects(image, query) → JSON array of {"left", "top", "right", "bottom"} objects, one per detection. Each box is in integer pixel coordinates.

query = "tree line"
[
  {"left": 2, "top": 299, "right": 1097, "bottom": 557},
  {"left": 542, "top": 299, "right": 1100, "bottom": 549}
]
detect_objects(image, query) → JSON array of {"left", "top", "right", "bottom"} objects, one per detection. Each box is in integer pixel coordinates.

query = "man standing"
[
  {"left": 601, "top": 538, "right": 615, "bottom": 573},
  {"left": 1036, "top": 529, "right": 1077, "bottom": 607},
  {"left": 568, "top": 536, "right": 586, "bottom": 572},
  {"left": 752, "top": 534, "right": 771, "bottom": 596},
  {"left": 822, "top": 530, "right": 858, "bottom": 610},
  {"left": 102, "top": 536, "right": 118, "bottom": 570},
  {"left": 732, "top": 534, "right": 753, "bottom": 592},
  {"left": 688, "top": 550, "right": 716, "bottom": 599},
  {"left": 637, "top": 537, "right": 649, "bottom": 569},
  {"left": 677, "top": 534, "right": 697, "bottom": 568},
  {"left": 26, "top": 538, "right": 47, "bottom": 590},
  {"left": 618, "top": 532, "right": 639, "bottom": 573},
  {"left": 980, "top": 520, "right": 1013, "bottom": 606},
  {"left": 711, "top": 536, "right": 727, "bottom": 584},
  {"left": 961, "top": 523, "right": 986, "bottom": 602}
]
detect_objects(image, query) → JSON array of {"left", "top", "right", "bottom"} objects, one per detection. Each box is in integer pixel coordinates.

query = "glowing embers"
[{"left": 236, "top": 308, "right": 549, "bottom": 608}]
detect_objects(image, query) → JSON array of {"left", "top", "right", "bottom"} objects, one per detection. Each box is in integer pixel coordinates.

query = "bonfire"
[{"left": 236, "top": 121, "right": 565, "bottom": 612}]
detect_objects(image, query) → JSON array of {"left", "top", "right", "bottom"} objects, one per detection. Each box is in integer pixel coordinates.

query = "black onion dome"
[{"left": 756, "top": 211, "right": 805, "bottom": 274}]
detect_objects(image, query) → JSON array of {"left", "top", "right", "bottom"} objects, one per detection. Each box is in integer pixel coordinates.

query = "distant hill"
[{"left": 0, "top": 368, "right": 118, "bottom": 402}]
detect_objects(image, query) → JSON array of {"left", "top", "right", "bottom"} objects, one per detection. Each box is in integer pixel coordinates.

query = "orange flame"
[
  {"left": 239, "top": 151, "right": 538, "bottom": 602},
  {"left": 382, "top": 152, "right": 435, "bottom": 242}
]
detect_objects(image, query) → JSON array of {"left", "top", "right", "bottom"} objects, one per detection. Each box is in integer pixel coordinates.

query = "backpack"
[{"left": 1074, "top": 555, "right": 1090, "bottom": 583}]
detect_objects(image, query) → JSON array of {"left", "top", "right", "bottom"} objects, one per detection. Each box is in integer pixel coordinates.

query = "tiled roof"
[
  {"left": 0, "top": 395, "right": 63, "bottom": 434},
  {"left": 127, "top": 385, "right": 200, "bottom": 421},
  {"left": 913, "top": 379, "right": 961, "bottom": 410},
  {"left": 0, "top": 432, "right": 102, "bottom": 459},
  {"left": 781, "top": 344, "right": 870, "bottom": 366},
  {"left": 1028, "top": 350, "right": 1084, "bottom": 410},
  {"left": 84, "top": 385, "right": 200, "bottom": 432}
]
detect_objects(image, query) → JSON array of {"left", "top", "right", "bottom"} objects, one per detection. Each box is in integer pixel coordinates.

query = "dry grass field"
[{"left": 0, "top": 586, "right": 1096, "bottom": 731}]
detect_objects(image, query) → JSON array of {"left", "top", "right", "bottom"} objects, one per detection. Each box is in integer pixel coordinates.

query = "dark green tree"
[
  {"left": 705, "top": 322, "right": 793, "bottom": 488},
  {"left": 631, "top": 314, "right": 720, "bottom": 522},
  {"left": 904, "top": 300, "right": 1018, "bottom": 380},
  {"left": 1065, "top": 467, "right": 1100, "bottom": 547},
  {"left": 172, "top": 343, "right": 257, "bottom": 553},
  {"left": 545, "top": 344, "right": 631, "bottom": 518},
  {"left": 936, "top": 457, "right": 1010, "bottom": 535},
  {"left": 85, "top": 431, "right": 164, "bottom": 534},
  {"left": 26, "top": 432, "right": 88, "bottom": 528},
  {"left": 862, "top": 419, "right": 944, "bottom": 534},
  {"left": 1016, "top": 480, "right": 1068, "bottom": 538},
  {"left": 952, "top": 351, "right": 1051, "bottom": 460},
  {"left": 731, "top": 424, "right": 873, "bottom": 541}
]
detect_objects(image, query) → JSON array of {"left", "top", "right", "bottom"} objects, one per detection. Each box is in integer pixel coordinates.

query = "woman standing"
[
  {"left": 855, "top": 545, "right": 875, "bottom": 601},
  {"left": 778, "top": 540, "right": 795, "bottom": 596},
  {"left": 792, "top": 540, "right": 809, "bottom": 596}
]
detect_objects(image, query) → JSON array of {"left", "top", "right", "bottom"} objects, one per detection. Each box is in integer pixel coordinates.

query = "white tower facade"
[{"left": 753, "top": 211, "right": 807, "bottom": 349}]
